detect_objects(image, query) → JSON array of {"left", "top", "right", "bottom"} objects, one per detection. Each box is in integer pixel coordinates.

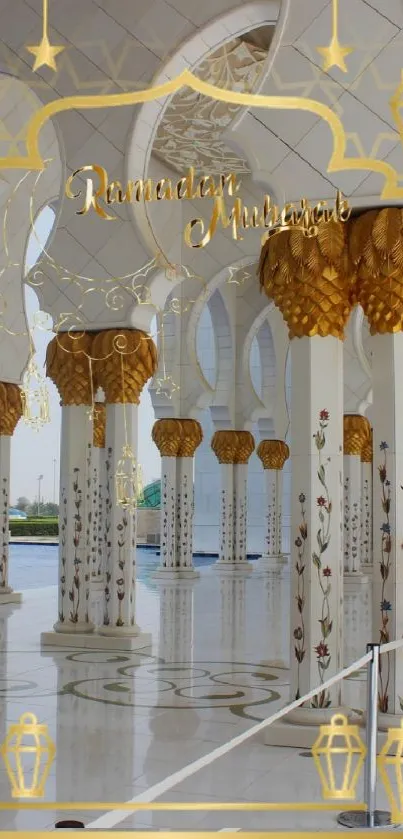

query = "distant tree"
[
  {"left": 41, "top": 502, "right": 59, "bottom": 517},
  {"left": 15, "top": 496, "right": 30, "bottom": 512}
]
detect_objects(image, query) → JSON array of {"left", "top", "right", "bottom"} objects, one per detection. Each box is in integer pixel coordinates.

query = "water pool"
[{"left": 8, "top": 544, "right": 219, "bottom": 590}]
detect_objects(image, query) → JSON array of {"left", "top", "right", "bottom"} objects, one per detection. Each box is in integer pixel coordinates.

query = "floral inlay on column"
[
  {"left": 0, "top": 477, "right": 8, "bottom": 589},
  {"left": 378, "top": 441, "right": 391, "bottom": 713},
  {"left": 312, "top": 409, "right": 333, "bottom": 710},
  {"left": 58, "top": 489, "right": 67, "bottom": 623},
  {"left": 294, "top": 491, "right": 307, "bottom": 700},
  {"left": 69, "top": 467, "right": 83, "bottom": 624}
]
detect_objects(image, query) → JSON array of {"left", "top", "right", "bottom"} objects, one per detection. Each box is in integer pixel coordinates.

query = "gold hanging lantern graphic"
[
  {"left": 115, "top": 444, "right": 143, "bottom": 510},
  {"left": 21, "top": 357, "right": 50, "bottom": 431},
  {"left": 0, "top": 713, "right": 55, "bottom": 798},
  {"left": 378, "top": 718, "right": 403, "bottom": 822},
  {"left": 312, "top": 714, "right": 366, "bottom": 800}
]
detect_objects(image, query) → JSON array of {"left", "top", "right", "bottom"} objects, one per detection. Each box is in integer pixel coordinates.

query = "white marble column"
[
  {"left": 370, "top": 332, "right": 403, "bottom": 722},
  {"left": 54, "top": 405, "right": 94, "bottom": 634},
  {"left": 0, "top": 384, "right": 23, "bottom": 604},
  {"left": 257, "top": 440, "right": 290, "bottom": 568},
  {"left": 211, "top": 430, "right": 255, "bottom": 573},
  {"left": 152, "top": 418, "right": 202, "bottom": 579},
  {"left": 290, "top": 337, "right": 344, "bottom": 711},
  {"left": 93, "top": 328, "right": 157, "bottom": 647},
  {"left": 360, "top": 431, "right": 373, "bottom": 571},
  {"left": 89, "top": 402, "right": 106, "bottom": 628},
  {"left": 343, "top": 415, "right": 370, "bottom": 576},
  {"left": 99, "top": 402, "right": 139, "bottom": 636}
]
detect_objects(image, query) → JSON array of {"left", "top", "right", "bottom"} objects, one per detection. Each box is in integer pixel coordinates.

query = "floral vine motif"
[
  {"left": 293, "top": 492, "right": 307, "bottom": 700},
  {"left": 312, "top": 409, "right": 332, "bottom": 710},
  {"left": 69, "top": 468, "right": 82, "bottom": 623},
  {"left": 103, "top": 447, "right": 112, "bottom": 626},
  {"left": 116, "top": 511, "right": 128, "bottom": 627},
  {"left": 59, "top": 489, "right": 67, "bottom": 623},
  {"left": 378, "top": 441, "right": 391, "bottom": 713},
  {"left": 0, "top": 477, "right": 8, "bottom": 588}
]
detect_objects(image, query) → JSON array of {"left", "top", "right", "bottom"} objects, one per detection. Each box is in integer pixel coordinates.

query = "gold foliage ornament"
[
  {"left": 46, "top": 332, "right": 94, "bottom": 406},
  {"left": 115, "top": 444, "right": 144, "bottom": 511},
  {"left": 259, "top": 217, "right": 353, "bottom": 339},
  {"left": 350, "top": 208, "right": 403, "bottom": 334},
  {"left": 361, "top": 428, "right": 373, "bottom": 464},
  {"left": 257, "top": 439, "right": 289, "bottom": 470},
  {"left": 21, "top": 357, "right": 50, "bottom": 431},
  {"left": 312, "top": 713, "right": 366, "bottom": 801},
  {"left": 152, "top": 418, "right": 203, "bottom": 457},
  {"left": 0, "top": 382, "right": 23, "bottom": 436},
  {"left": 343, "top": 414, "right": 371, "bottom": 457},
  {"left": 92, "top": 329, "right": 158, "bottom": 404},
  {"left": 211, "top": 430, "right": 255, "bottom": 465}
]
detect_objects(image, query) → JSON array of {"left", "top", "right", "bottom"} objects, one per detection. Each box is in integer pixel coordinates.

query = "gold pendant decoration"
[
  {"left": 378, "top": 718, "right": 403, "bottom": 823},
  {"left": 155, "top": 375, "right": 180, "bottom": 399},
  {"left": 317, "top": 0, "right": 353, "bottom": 73},
  {"left": 312, "top": 713, "right": 366, "bottom": 800},
  {"left": 0, "top": 713, "right": 55, "bottom": 799},
  {"left": 115, "top": 444, "right": 143, "bottom": 511},
  {"left": 26, "top": 0, "right": 64, "bottom": 72},
  {"left": 21, "top": 357, "right": 50, "bottom": 431}
]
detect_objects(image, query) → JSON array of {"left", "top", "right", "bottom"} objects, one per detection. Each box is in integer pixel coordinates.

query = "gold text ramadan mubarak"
[{"left": 65, "top": 165, "right": 351, "bottom": 247}]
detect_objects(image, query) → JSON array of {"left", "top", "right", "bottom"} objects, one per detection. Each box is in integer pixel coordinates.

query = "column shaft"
[
  {"left": 234, "top": 463, "right": 248, "bottom": 563},
  {"left": 176, "top": 457, "right": 194, "bottom": 568},
  {"left": 55, "top": 405, "right": 94, "bottom": 633},
  {"left": 343, "top": 454, "right": 362, "bottom": 574},
  {"left": 0, "top": 436, "right": 11, "bottom": 593},
  {"left": 290, "top": 337, "right": 343, "bottom": 708},
  {"left": 360, "top": 459, "right": 373, "bottom": 569},
  {"left": 160, "top": 456, "right": 177, "bottom": 569},
  {"left": 371, "top": 333, "right": 403, "bottom": 716},
  {"left": 100, "top": 403, "right": 138, "bottom": 635},
  {"left": 219, "top": 463, "right": 235, "bottom": 564}
]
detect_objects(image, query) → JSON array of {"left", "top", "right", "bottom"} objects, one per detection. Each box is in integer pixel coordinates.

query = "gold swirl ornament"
[
  {"left": 259, "top": 218, "right": 354, "bottom": 339},
  {"left": 257, "top": 439, "right": 289, "bottom": 470},
  {"left": 92, "top": 329, "right": 157, "bottom": 404}
]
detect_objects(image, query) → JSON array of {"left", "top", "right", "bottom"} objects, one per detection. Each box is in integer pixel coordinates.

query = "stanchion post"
[{"left": 365, "top": 643, "right": 380, "bottom": 828}]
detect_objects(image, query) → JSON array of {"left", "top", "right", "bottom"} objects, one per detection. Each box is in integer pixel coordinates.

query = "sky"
[{"left": 10, "top": 208, "right": 161, "bottom": 506}]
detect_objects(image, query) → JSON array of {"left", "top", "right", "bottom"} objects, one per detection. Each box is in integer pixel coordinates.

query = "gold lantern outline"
[
  {"left": 312, "top": 713, "right": 367, "bottom": 800},
  {"left": 20, "top": 355, "right": 50, "bottom": 431},
  {"left": 115, "top": 443, "right": 144, "bottom": 511},
  {"left": 378, "top": 718, "right": 403, "bottom": 823},
  {"left": 0, "top": 712, "right": 56, "bottom": 799}
]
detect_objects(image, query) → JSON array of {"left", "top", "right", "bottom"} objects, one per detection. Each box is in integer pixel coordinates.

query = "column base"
[
  {"left": 0, "top": 589, "right": 22, "bottom": 605},
  {"left": 41, "top": 629, "right": 152, "bottom": 651},
  {"left": 263, "top": 706, "right": 349, "bottom": 748},
  {"left": 90, "top": 579, "right": 105, "bottom": 627},
  {"left": 259, "top": 554, "right": 288, "bottom": 570},
  {"left": 153, "top": 567, "right": 200, "bottom": 581},
  {"left": 344, "top": 572, "right": 370, "bottom": 588},
  {"left": 214, "top": 561, "right": 253, "bottom": 574},
  {"left": 378, "top": 712, "right": 403, "bottom": 732}
]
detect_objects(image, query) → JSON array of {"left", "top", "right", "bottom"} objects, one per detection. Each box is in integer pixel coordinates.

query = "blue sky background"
[{"left": 10, "top": 208, "right": 160, "bottom": 505}]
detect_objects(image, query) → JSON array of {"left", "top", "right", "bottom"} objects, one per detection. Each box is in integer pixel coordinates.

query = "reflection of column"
[
  {"left": 343, "top": 578, "right": 372, "bottom": 666},
  {"left": 0, "top": 383, "right": 23, "bottom": 604},
  {"left": 219, "top": 573, "right": 246, "bottom": 655},
  {"left": 264, "top": 569, "right": 288, "bottom": 666},
  {"left": 93, "top": 329, "right": 157, "bottom": 643},
  {"left": 360, "top": 430, "right": 373, "bottom": 571},
  {"left": 43, "top": 334, "right": 95, "bottom": 639},
  {"left": 257, "top": 440, "right": 289, "bottom": 569},
  {"left": 343, "top": 414, "right": 370, "bottom": 576},
  {"left": 157, "top": 580, "right": 195, "bottom": 663},
  {"left": 211, "top": 430, "right": 255, "bottom": 573},
  {"left": 50, "top": 651, "right": 134, "bottom": 806},
  {"left": 152, "top": 419, "right": 202, "bottom": 578}
]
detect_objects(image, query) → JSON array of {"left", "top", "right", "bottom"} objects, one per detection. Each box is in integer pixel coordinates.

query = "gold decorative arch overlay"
[{"left": 0, "top": 68, "right": 402, "bottom": 199}]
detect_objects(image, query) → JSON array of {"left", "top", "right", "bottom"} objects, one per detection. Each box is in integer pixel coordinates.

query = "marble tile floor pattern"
[{"left": 0, "top": 567, "right": 378, "bottom": 831}]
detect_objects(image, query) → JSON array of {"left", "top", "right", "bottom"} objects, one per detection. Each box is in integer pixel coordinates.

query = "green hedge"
[{"left": 10, "top": 519, "right": 59, "bottom": 537}]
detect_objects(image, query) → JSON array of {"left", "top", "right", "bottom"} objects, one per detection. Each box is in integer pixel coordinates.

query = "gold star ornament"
[
  {"left": 317, "top": 0, "right": 353, "bottom": 73},
  {"left": 26, "top": 0, "right": 64, "bottom": 72}
]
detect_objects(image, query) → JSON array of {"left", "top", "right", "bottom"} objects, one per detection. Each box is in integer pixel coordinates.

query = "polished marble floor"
[{"left": 0, "top": 564, "right": 385, "bottom": 831}]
